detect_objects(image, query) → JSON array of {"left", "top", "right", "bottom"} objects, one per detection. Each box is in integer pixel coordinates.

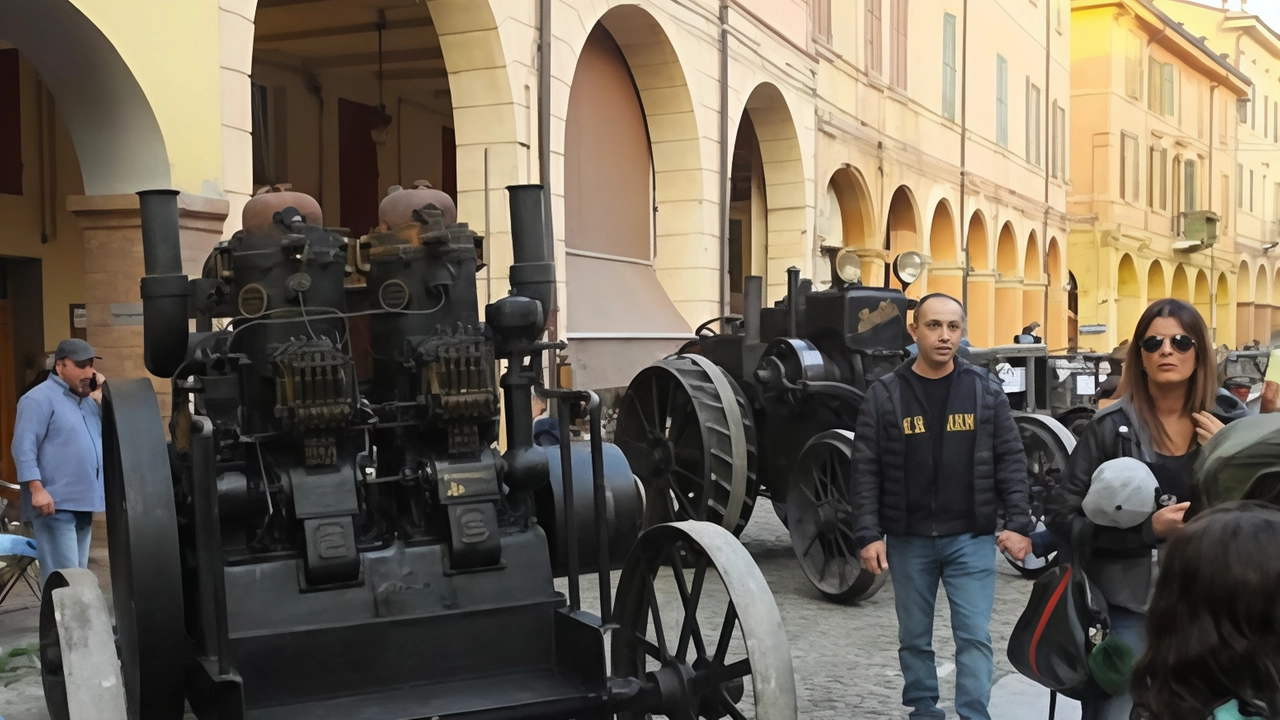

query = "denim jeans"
[
  {"left": 1080, "top": 605, "right": 1146, "bottom": 720},
  {"left": 30, "top": 510, "right": 93, "bottom": 589},
  {"left": 886, "top": 533, "right": 997, "bottom": 720}
]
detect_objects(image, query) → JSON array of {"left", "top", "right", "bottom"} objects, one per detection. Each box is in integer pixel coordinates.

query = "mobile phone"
[{"left": 89, "top": 374, "right": 99, "bottom": 392}]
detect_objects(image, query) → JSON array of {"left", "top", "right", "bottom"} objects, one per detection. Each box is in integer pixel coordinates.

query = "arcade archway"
[
  {"left": 1116, "top": 254, "right": 1140, "bottom": 345},
  {"left": 966, "top": 211, "right": 994, "bottom": 346},
  {"left": 927, "top": 200, "right": 959, "bottom": 299},
  {"left": 729, "top": 83, "right": 807, "bottom": 303},
  {"left": 885, "top": 186, "right": 920, "bottom": 293},
  {"left": 994, "top": 222, "right": 1021, "bottom": 343}
]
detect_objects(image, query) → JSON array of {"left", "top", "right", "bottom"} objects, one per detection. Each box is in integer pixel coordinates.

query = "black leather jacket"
[{"left": 1044, "top": 389, "right": 1249, "bottom": 610}]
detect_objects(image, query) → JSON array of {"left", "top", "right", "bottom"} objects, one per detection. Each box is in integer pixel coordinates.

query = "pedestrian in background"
[
  {"left": 853, "top": 293, "right": 1034, "bottom": 720},
  {"left": 11, "top": 339, "right": 105, "bottom": 588}
]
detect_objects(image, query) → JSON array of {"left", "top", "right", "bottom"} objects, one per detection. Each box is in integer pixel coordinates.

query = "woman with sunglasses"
[{"left": 1045, "top": 298, "right": 1250, "bottom": 720}]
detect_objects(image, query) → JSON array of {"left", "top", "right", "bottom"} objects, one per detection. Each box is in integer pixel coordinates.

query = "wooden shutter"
[
  {"left": 867, "top": 0, "right": 882, "bottom": 75},
  {"left": 996, "top": 55, "right": 1008, "bottom": 147},
  {"left": 891, "top": 0, "right": 908, "bottom": 89},
  {"left": 0, "top": 50, "right": 21, "bottom": 196},
  {"left": 942, "top": 13, "right": 956, "bottom": 119}
]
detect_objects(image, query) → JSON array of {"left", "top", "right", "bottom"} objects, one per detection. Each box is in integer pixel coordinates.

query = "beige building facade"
[
  {"left": 1068, "top": 0, "right": 1252, "bottom": 352},
  {"left": 0, "top": 0, "right": 1075, "bottom": 479},
  {"left": 1154, "top": 0, "right": 1280, "bottom": 347}
]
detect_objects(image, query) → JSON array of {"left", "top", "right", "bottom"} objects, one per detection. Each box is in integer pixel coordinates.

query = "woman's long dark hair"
[
  {"left": 1130, "top": 501, "right": 1280, "bottom": 719},
  {"left": 1117, "top": 298, "right": 1216, "bottom": 454}
]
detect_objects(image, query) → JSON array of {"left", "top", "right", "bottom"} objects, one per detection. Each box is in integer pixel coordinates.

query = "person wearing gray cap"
[{"left": 11, "top": 338, "right": 105, "bottom": 588}]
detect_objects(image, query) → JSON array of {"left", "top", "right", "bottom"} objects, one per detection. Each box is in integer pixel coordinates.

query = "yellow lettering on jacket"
[
  {"left": 903, "top": 416, "right": 927, "bottom": 434},
  {"left": 945, "top": 413, "right": 975, "bottom": 432}
]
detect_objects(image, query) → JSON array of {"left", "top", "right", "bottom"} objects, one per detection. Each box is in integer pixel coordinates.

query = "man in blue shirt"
[{"left": 12, "top": 339, "right": 105, "bottom": 588}]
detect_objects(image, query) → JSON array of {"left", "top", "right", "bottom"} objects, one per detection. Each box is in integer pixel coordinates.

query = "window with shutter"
[
  {"left": 1185, "top": 160, "right": 1197, "bottom": 212},
  {"left": 867, "top": 0, "right": 882, "bottom": 75},
  {"left": 1027, "top": 82, "right": 1041, "bottom": 167},
  {"left": 1159, "top": 147, "right": 1168, "bottom": 211},
  {"left": 1125, "top": 33, "right": 1141, "bottom": 100},
  {"left": 812, "top": 0, "right": 832, "bottom": 42},
  {"left": 891, "top": 0, "right": 908, "bottom": 89},
  {"left": 1239, "top": 164, "right": 1245, "bottom": 208},
  {"left": 942, "top": 13, "right": 956, "bottom": 120},
  {"left": 0, "top": 49, "right": 20, "bottom": 196},
  {"left": 1162, "top": 64, "right": 1175, "bottom": 117},
  {"left": 1148, "top": 56, "right": 1160, "bottom": 112},
  {"left": 997, "top": 55, "right": 1008, "bottom": 148}
]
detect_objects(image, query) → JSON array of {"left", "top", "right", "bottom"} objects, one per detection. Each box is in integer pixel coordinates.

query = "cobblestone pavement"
[{"left": 0, "top": 511, "right": 1066, "bottom": 720}]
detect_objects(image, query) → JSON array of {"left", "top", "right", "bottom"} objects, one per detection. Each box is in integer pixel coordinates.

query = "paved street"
[{"left": 0, "top": 511, "right": 1078, "bottom": 719}]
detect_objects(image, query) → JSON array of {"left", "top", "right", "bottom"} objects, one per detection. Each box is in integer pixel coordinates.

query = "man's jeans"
[
  {"left": 30, "top": 510, "right": 93, "bottom": 588},
  {"left": 886, "top": 533, "right": 997, "bottom": 720}
]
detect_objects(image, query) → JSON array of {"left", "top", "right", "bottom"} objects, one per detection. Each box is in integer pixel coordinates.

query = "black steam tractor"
[
  {"left": 614, "top": 248, "right": 1077, "bottom": 601},
  {"left": 37, "top": 185, "right": 796, "bottom": 719}
]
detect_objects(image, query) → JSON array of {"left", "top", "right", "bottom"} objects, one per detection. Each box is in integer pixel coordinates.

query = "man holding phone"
[{"left": 12, "top": 339, "right": 105, "bottom": 587}]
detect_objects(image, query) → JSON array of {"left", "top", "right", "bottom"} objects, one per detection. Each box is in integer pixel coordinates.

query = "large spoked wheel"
[
  {"left": 102, "top": 379, "right": 187, "bottom": 719},
  {"left": 40, "top": 568, "right": 126, "bottom": 720},
  {"left": 787, "top": 431, "right": 886, "bottom": 604},
  {"left": 616, "top": 355, "right": 759, "bottom": 536},
  {"left": 612, "top": 521, "right": 797, "bottom": 720},
  {"left": 1004, "top": 413, "right": 1076, "bottom": 580}
]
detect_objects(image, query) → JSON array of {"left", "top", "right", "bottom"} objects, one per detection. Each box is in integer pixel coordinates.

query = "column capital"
[{"left": 69, "top": 192, "right": 229, "bottom": 234}]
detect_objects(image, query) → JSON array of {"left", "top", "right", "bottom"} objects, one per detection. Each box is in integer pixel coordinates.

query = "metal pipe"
[
  {"left": 137, "top": 189, "right": 191, "bottom": 378},
  {"left": 960, "top": 0, "right": 970, "bottom": 313},
  {"left": 139, "top": 190, "right": 183, "bottom": 276},
  {"left": 743, "top": 275, "right": 762, "bottom": 344},
  {"left": 556, "top": 397, "right": 579, "bottom": 612},
  {"left": 588, "top": 391, "right": 611, "bottom": 624},
  {"left": 719, "top": 0, "right": 731, "bottom": 325},
  {"left": 786, "top": 266, "right": 800, "bottom": 336},
  {"left": 538, "top": 0, "right": 559, "bottom": 388},
  {"left": 191, "top": 419, "right": 231, "bottom": 676},
  {"left": 1043, "top": 0, "right": 1051, "bottom": 336},
  {"left": 1210, "top": 81, "right": 1218, "bottom": 343}
]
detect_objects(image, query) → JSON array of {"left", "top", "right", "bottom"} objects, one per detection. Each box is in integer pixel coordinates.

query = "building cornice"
[{"left": 1076, "top": 0, "right": 1252, "bottom": 95}]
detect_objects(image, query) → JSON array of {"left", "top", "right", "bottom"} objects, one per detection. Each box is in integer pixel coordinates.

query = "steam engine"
[{"left": 134, "top": 184, "right": 641, "bottom": 717}]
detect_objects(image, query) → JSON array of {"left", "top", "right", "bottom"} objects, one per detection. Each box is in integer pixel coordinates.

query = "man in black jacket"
[{"left": 853, "top": 294, "right": 1034, "bottom": 720}]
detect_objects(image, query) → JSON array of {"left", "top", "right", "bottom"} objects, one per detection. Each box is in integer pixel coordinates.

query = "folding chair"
[{"left": 0, "top": 480, "right": 40, "bottom": 607}]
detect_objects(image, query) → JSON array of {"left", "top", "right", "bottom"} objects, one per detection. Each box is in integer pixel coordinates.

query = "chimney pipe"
[
  {"left": 506, "top": 184, "right": 555, "bottom": 329},
  {"left": 137, "top": 189, "right": 191, "bottom": 378},
  {"left": 743, "top": 275, "right": 762, "bottom": 345}
]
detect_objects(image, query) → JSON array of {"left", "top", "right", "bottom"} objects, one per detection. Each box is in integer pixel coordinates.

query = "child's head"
[{"left": 1131, "top": 500, "right": 1280, "bottom": 719}]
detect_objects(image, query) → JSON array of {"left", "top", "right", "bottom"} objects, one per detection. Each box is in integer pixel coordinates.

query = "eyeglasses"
[{"left": 1140, "top": 334, "right": 1196, "bottom": 354}]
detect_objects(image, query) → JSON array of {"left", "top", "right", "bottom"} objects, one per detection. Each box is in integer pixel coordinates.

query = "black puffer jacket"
[
  {"left": 852, "top": 358, "right": 1034, "bottom": 549},
  {"left": 1044, "top": 389, "right": 1250, "bottom": 611}
]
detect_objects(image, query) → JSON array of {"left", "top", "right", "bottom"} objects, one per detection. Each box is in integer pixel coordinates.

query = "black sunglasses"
[{"left": 1140, "top": 334, "right": 1195, "bottom": 354}]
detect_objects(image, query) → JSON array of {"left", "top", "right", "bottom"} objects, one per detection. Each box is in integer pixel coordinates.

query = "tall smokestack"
[
  {"left": 506, "top": 184, "right": 555, "bottom": 329},
  {"left": 137, "top": 189, "right": 191, "bottom": 378}
]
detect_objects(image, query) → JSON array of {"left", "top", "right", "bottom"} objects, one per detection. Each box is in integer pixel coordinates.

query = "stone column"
[
  {"left": 1256, "top": 304, "right": 1273, "bottom": 348},
  {"left": 69, "top": 193, "right": 230, "bottom": 409},
  {"left": 1022, "top": 282, "right": 1048, "bottom": 341},
  {"left": 1047, "top": 284, "right": 1069, "bottom": 350},
  {"left": 925, "top": 264, "right": 965, "bottom": 301},
  {"left": 994, "top": 278, "right": 1026, "bottom": 345},
  {"left": 851, "top": 247, "right": 889, "bottom": 290},
  {"left": 1237, "top": 302, "right": 1255, "bottom": 348},
  {"left": 966, "top": 272, "right": 997, "bottom": 347}
]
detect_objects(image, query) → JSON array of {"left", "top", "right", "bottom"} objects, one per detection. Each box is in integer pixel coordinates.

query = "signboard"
[{"left": 995, "top": 363, "right": 1026, "bottom": 393}]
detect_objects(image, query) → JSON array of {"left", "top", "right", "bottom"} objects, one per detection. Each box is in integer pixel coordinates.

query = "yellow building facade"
[
  {"left": 1067, "top": 0, "right": 1261, "bottom": 352},
  {"left": 0, "top": 0, "right": 1077, "bottom": 463},
  {"left": 1154, "top": 0, "right": 1280, "bottom": 347}
]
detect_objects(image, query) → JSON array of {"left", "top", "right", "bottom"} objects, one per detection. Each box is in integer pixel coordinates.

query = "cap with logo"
[
  {"left": 1082, "top": 457, "right": 1160, "bottom": 529},
  {"left": 54, "top": 338, "right": 101, "bottom": 363}
]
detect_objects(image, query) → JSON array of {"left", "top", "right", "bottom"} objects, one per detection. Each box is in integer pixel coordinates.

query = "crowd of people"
[{"left": 853, "top": 294, "right": 1280, "bottom": 720}]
